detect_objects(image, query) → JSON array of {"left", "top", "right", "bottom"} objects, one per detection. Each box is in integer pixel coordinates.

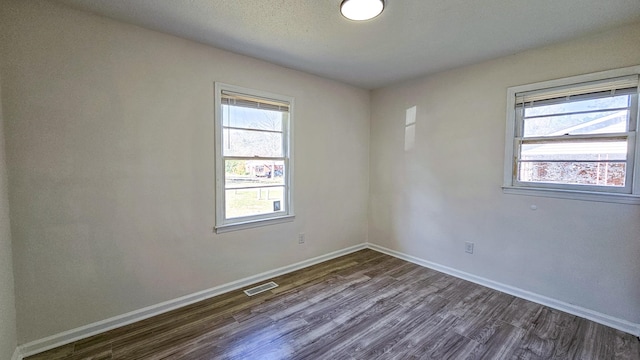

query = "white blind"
[
  {"left": 516, "top": 75, "right": 638, "bottom": 106},
  {"left": 222, "top": 91, "right": 290, "bottom": 112}
]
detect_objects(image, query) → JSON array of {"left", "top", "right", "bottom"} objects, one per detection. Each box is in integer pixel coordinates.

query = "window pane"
[
  {"left": 216, "top": 84, "right": 293, "bottom": 228},
  {"left": 222, "top": 128, "right": 283, "bottom": 157},
  {"left": 518, "top": 162, "right": 626, "bottom": 187},
  {"left": 524, "top": 95, "right": 630, "bottom": 118},
  {"left": 520, "top": 140, "right": 627, "bottom": 161},
  {"left": 523, "top": 110, "right": 628, "bottom": 137},
  {"left": 225, "top": 160, "right": 285, "bottom": 189},
  {"left": 222, "top": 105, "right": 283, "bottom": 131},
  {"left": 225, "top": 186, "right": 285, "bottom": 219}
]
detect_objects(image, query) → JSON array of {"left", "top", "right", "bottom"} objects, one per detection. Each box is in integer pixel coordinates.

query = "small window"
[
  {"left": 503, "top": 67, "right": 640, "bottom": 204},
  {"left": 214, "top": 83, "right": 294, "bottom": 232}
]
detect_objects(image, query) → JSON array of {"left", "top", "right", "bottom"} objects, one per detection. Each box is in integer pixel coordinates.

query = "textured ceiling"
[{"left": 54, "top": 0, "right": 640, "bottom": 89}]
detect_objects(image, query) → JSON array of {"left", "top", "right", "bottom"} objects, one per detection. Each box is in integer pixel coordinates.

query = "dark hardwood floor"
[{"left": 27, "top": 249, "right": 640, "bottom": 360}]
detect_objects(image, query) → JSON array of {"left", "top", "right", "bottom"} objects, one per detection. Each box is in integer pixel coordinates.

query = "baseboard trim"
[
  {"left": 367, "top": 243, "right": 640, "bottom": 337},
  {"left": 12, "top": 347, "right": 22, "bottom": 360},
  {"left": 19, "top": 243, "right": 367, "bottom": 358}
]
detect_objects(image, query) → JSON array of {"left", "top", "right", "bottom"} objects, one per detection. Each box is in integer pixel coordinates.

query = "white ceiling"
[{"left": 54, "top": 0, "right": 640, "bottom": 89}]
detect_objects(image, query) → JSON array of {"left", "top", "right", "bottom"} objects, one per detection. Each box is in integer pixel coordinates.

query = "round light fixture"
[{"left": 340, "top": 0, "right": 384, "bottom": 21}]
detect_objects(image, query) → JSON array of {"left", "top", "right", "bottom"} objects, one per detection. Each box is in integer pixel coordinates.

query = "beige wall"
[
  {"left": 0, "top": 71, "right": 18, "bottom": 359},
  {"left": 370, "top": 22, "right": 640, "bottom": 324},
  {"left": 0, "top": 0, "right": 370, "bottom": 343}
]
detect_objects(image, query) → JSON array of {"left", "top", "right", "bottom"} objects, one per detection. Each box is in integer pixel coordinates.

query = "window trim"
[
  {"left": 214, "top": 83, "right": 295, "bottom": 233},
  {"left": 502, "top": 65, "right": 640, "bottom": 205}
]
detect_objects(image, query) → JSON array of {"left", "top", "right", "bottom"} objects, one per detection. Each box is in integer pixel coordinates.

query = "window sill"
[
  {"left": 215, "top": 215, "right": 295, "bottom": 234},
  {"left": 502, "top": 186, "right": 640, "bottom": 205}
]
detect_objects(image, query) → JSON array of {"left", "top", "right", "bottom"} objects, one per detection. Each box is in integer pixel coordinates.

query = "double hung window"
[
  {"left": 215, "top": 83, "right": 294, "bottom": 232},
  {"left": 503, "top": 67, "right": 640, "bottom": 204}
]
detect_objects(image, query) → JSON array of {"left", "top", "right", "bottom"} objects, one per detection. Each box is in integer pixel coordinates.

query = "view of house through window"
[
  {"left": 215, "top": 84, "right": 293, "bottom": 230},
  {"left": 518, "top": 93, "right": 632, "bottom": 187}
]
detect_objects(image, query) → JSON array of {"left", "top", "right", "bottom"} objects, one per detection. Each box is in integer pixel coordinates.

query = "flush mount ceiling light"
[{"left": 340, "top": 0, "right": 385, "bottom": 21}]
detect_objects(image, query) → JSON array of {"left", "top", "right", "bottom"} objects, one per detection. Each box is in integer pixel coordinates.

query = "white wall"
[
  {"left": 0, "top": 72, "right": 18, "bottom": 360},
  {"left": 370, "top": 22, "right": 640, "bottom": 325},
  {"left": 0, "top": 0, "right": 370, "bottom": 343}
]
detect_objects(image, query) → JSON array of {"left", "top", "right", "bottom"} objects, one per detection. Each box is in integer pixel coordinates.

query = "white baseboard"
[
  {"left": 367, "top": 243, "right": 640, "bottom": 337},
  {"left": 12, "top": 347, "right": 22, "bottom": 360},
  {"left": 19, "top": 243, "right": 367, "bottom": 358}
]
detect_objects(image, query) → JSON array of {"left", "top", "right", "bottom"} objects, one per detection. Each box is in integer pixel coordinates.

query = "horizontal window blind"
[
  {"left": 516, "top": 75, "right": 638, "bottom": 107},
  {"left": 222, "top": 91, "right": 290, "bottom": 112}
]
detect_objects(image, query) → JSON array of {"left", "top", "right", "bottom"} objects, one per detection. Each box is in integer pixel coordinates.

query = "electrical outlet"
[
  {"left": 298, "top": 233, "right": 305, "bottom": 244},
  {"left": 465, "top": 241, "right": 474, "bottom": 254}
]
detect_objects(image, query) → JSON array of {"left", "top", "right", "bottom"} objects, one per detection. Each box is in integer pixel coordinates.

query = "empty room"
[{"left": 1, "top": 0, "right": 640, "bottom": 359}]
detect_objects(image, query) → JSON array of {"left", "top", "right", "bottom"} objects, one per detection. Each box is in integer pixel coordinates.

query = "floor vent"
[{"left": 244, "top": 281, "right": 278, "bottom": 296}]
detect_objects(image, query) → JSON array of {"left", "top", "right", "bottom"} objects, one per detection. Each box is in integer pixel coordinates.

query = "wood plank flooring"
[{"left": 26, "top": 249, "right": 640, "bottom": 359}]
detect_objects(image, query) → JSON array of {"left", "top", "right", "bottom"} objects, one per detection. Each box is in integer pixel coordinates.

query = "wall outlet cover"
[{"left": 465, "top": 242, "right": 474, "bottom": 254}]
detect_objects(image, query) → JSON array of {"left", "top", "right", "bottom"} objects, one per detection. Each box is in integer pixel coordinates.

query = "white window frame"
[
  {"left": 503, "top": 65, "right": 640, "bottom": 205},
  {"left": 214, "top": 83, "right": 295, "bottom": 233}
]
